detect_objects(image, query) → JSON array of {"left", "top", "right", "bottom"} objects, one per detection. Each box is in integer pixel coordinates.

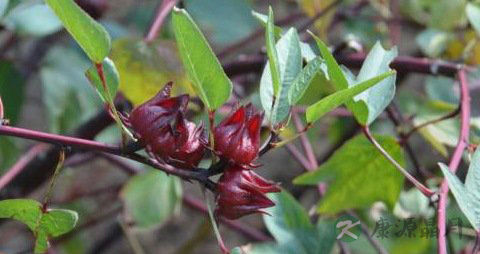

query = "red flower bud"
[
  {"left": 129, "top": 83, "right": 205, "bottom": 168},
  {"left": 214, "top": 104, "right": 263, "bottom": 165},
  {"left": 215, "top": 166, "right": 280, "bottom": 220},
  {"left": 129, "top": 83, "right": 188, "bottom": 142}
]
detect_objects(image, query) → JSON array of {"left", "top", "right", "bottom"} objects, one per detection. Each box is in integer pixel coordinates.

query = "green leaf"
[
  {"left": 45, "top": 0, "right": 111, "bottom": 62},
  {"left": 258, "top": 191, "right": 335, "bottom": 254},
  {"left": 261, "top": 27, "right": 302, "bottom": 125},
  {"left": 172, "top": 7, "right": 232, "bottom": 110},
  {"left": 288, "top": 57, "right": 326, "bottom": 105},
  {"left": 271, "top": 28, "right": 302, "bottom": 124},
  {"left": 0, "top": 199, "right": 78, "bottom": 253},
  {"left": 353, "top": 41, "right": 398, "bottom": 125},
  {"left": 438, "top": 163, "right": 480, "bottom": 231},
  {"left": 251, "top": 10, "right": 282, "bottom": 39},
  {"left": 0, "top": 60, "right": 25, "bottom": 125},
  {"left": 40, "top": 46, "right": 101, "bottom": 133},
  {"left": 265, "top": 7, "right": 281, "bottom": 95},
  {"left": 416, "top": 29, "right": 453, "bottom": 58},
  {"left": 85, "top": 58, "right": 119, "bottom": 105},
  {"left": 121, "top": 169, "right": 183, "bottom": 229},
  {"left": 306, "top": 70, "right": 395, "bottom": 123},
  {"left": 2, "top": 2, "right": 62, "bottom": 36},
  {"left": 467, "top": 3, "right": 480, "bottom": 36},
  {"left": 309, "top": 31, "right": 349, "bottom": 90},
  {"left": 294, "top": 135, "right": 405, "bottom": 214}
]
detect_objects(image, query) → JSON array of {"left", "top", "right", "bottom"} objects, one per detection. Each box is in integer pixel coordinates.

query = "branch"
[
  {"left": 144, "top": 0, "right": 180, "bottom": 43},
  {"left": 437, "top": 68, "right": 471, "bottom": 254},
  {"left": 362, "top": 126, "right": 435, "bottom": 197},
  {"left": 0, "top": 125, "right": 216, "bottom": 191},
  {"left": 223, "top": 53, "right": 467, "bottom": 79}
]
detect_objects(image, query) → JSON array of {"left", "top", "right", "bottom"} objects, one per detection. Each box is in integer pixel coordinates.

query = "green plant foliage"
[
  {"left": 439, "top": 148, "right": 480, "bottom": 231},
  {"left": 248, "top": 190, "right": 335, "bottom": 254},
  {"left": 265, "top": 7, "right": 281, "bottom": 96},
  {"left": 172, "top": 8, "right": 232, "bottom": 110},
  {"left": 2, "top": 1, "right": 62, "bottom": 36},
  {"left": 260, "top": 27, "right": 302, "bottom": 125},
  {"left": 110, "top": 39, "right": 191, "bottom": 106},
  {"left": 85, "top": 58, "right": 119, "bottom": 105},
  {"left": 294, "top": 135, "right": 405, "bottom": 214},
  {"left": 287, "top": 57, "right": 326, "bottom": 105},
  {"left": 0, "top": 60, "right": 24, "bottom": 125},
  {"left": 45, "top": 0, "right": 111, "bottom": 62},
  {"left": 0, "top": 199, "right": 78, "bottom": 253},
  {"left": 185, "top": 0, "right": 258, "bottom": 45},
  {"left": 121, "top": 169, "right": 183, "bottom": 229},
  {"left": 40, "top": 46, "right": 101, "bottom": 133},
  {"left": 306, "top": 70, "right": 395, "bottom": 124}
]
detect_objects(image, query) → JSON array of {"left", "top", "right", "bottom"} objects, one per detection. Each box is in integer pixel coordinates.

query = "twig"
[
  {"left": 0, "top": 125, "right": 216, "bottom": 191},
  {"left": 347, "top": 211, "right": 389, "bottom": 254},
  {"left": 401, "top": 106, "right": 461, "bottom": 142},
  {"left": 259, "top": 131, "right": 278, "bottom": 156},
  {"left": 0, "top": 94, "right": 4, "bottom": 119},
  {"left": 183, "top": 194, "right": 271, "bottom": 242},
  {"left": 42, "top": 149, "right": 65, "bottom": 211},
  {"left": 437, "top": 68, "right": 471, "bottom": 254},
  {"left": 292, "top": 111, "right": 317, "bottom": 169},
  {"left": 144, "top": 0, "right": 180, "bottom": 43},
  {"left": 0, "top": 144, "right": 49, "bottom": 190},
  {"left": 362, "top": 126, "right": 435, "bottom": 197}
]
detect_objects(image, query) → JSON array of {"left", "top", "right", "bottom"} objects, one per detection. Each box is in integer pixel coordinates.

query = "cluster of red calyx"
[
  {"left": 213, "top": 104, "right": 280, "bottom": 220},
  {"left": 127, "top": 83, "right": 280, "bottom": 220},
  {"left": 128, "top": 83, "right": 206, "bottom": 169}
]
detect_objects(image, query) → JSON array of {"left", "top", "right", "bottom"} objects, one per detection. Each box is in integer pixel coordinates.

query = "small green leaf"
[
  {"left": 261, "top": 27, "right": 302, "bottom": 125},
  {"left": 467, "top": 3, "right": 480, "bottom": 36},
  {"left": 266, "top": 7, "right": 281, "bottom": 95},
  {"left": 121, "top": 169, "right": 183, "bottom": 229},
  {"left": 45, "top": 0, "right": 111, "bottom": 62},
  {"left": 305, "top": 70, "right": 395, "bottom": 123},
  {"left": 0, "top": 199, "right": 78, "bottom": 253},
  {"left": 251, "top": 10, "right": 282, "bottom": 38},
  {"left": 85, "top": 58, "right": 119, "bottom": 105},
  {"left": 294, "top": 135, "right": 405, "bottom": 214},
  {"left": 85, "top": 58, "right": 133, "bottom": 139},
  {"left": 172, "top": 7, "right": 232, "bottom": 110},
  {"left": 439, "top": 163, "right": 480, "bottom": 231},
  {"left": 288, "top": 57, "right": 326, "bottom": 105},
  {"left": 309, "top": 31, "right": 349, "bottom": 90}
]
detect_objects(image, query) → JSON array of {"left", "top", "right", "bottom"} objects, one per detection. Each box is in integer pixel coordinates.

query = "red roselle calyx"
[
  {"left": 214, "top": 104, "right": 263, "bottom": 165},
  {"left": 215, "top": 166, "right": 280, "bottom": 220},
  {"left": 128, "top": 83, "right": 205, "bottom": 168}
]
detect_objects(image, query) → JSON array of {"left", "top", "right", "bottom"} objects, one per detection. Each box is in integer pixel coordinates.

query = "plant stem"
[
  {"left": 437, "top": 68, "right": 471, "bottom": 254},
  {"left": 119, "top": 218, "right": 146, "bottom": 254},
  {"left": 0, "top": 125, "right": 215, "bottom": 191},
  {"left": 0, "top": 144, "right": 49, "bottom": 190},
  {"left": 0, "top": 95, "right": 4, "bottom": 120},
  {"left": 401, "top": 106, "right": 461, "bottom": 142},
  {"left": 362, "top": 126, "right": 435, "bottom": 197},
  {"left": 204, "top": 191, "right": 229, "bottom": 254},
  {"left": 144, "top": 0, "right": 179, "bottom": 43},
  {"left": 42, "top": 149, "right": 65, "bottom": 211}
]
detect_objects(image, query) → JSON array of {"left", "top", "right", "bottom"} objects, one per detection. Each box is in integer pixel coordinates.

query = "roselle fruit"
[
  {"left": 128, "top": 83, "right": 205, "bottom": 168},
  {"left": 214, "top": 104, "right": 263, "bottom": 165},
  {"left": 215, "top": 166, "right": 280, "bottom": 220}
]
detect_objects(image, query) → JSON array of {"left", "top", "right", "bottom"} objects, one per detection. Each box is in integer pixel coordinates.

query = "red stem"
[
  {"left": 0, "top": 144, "right": 49, "bottom": 190},
  {"left": 0, "top": 125, "right": 215, "bottom": 190},
  {"left": 437, "top": 68, "right": 471, "bottom": 254},
  {"left": 362, "top": 126, "right": 435, "bottom": 197},
  {"left": 144, "top": 0, "right": 179, "bottom": 43}
]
